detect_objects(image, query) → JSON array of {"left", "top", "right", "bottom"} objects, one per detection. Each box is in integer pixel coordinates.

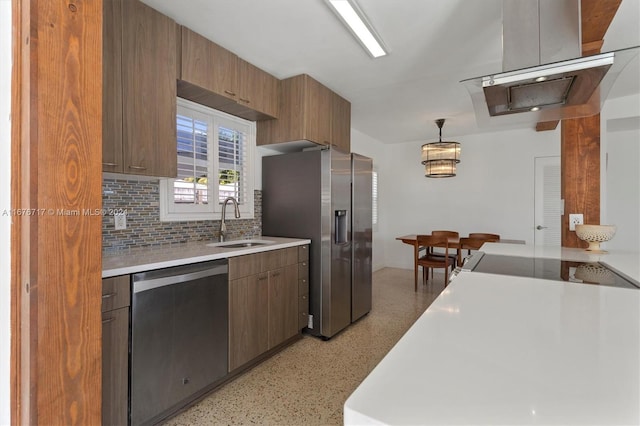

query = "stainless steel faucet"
[{"left": 219, "top": 196, "right": 241, "bottom": 242}]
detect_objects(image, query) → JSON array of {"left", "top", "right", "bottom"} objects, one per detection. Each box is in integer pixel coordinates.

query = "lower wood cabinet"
[
  {"left": 229, "top": 273, "right": 269, "bottom": 370},
  {"left": 228, "top": 246, "right": 307, "bottom": 371},
  {"left": 267, "top": 264, "right": 299, "bottom": 349},
  {"left": 101, "top": 275, "right": 130, "bottom": 426}
]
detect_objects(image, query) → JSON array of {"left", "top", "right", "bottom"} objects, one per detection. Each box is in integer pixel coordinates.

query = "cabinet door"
[
  {"left": 102, "top": 0, "right": 123, "bottom": 173},
  {"left": 181, "top": 27, "right": 238, "bottom": 102},
  {"left": 102, "top": 307, "right": 129, "bottom": 426},
  {"left": 331, "top": 92, "right": 351, "bottom": 152},
  {"left": 267, "top": 264, "right": 298, "bottom": 349},
  {"left": 229, "top": 274, "right": 269, "bottom": 371},
  {"left": 237, "top": 59, "right": 278, "bottom": 119},
  {"left": 121, "top": 0, "right": 177, "bottom": 177},
  {"left": 102, "top": 275, "right": 130, "bottom": 312},
  {"left": 303, "top": 75, "right": 332, "bottom": 145}
]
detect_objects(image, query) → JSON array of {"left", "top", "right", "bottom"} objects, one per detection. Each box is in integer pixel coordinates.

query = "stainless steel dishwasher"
[{"left": 130, "top": 259, "right": 228, "bottom": 426}]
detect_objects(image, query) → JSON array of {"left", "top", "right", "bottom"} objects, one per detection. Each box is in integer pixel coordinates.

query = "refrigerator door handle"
[{"left": 334, "top": 210, "right": 349, "bottom": 244}]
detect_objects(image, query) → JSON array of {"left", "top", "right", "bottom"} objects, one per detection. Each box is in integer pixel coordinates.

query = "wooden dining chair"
[
  {"left": 432, "top": 230, "right": 459, "bottom": 238},
  {"left": 430, "top": 230, "right": 459, "bottom": 267},
  {"left": 467, "top": 233, "right": 500, "bottom": 255},
  {"left": 468, "top": 233, "right": 500, "bottom": 241},
  {"left": 416, "top": 235, "right": 453, "bottom": 290},
  {"left": 459, "top": 237, "right": 486, "bottom": 256}
]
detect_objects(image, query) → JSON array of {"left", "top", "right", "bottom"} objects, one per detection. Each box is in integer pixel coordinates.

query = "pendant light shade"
[
  {"left": 424, "top": 159, "right": 457, "bottom": 178},
  {"left": 421, "top": 119, "right": 461, "bottom": 178}
]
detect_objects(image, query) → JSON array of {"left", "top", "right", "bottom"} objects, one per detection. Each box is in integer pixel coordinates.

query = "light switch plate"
[
  {"left": 114, "top": 212, "right": 127, "bottom": 230},
  {"left": 569, "top": 213, "right": 583, "bottom": 231}
]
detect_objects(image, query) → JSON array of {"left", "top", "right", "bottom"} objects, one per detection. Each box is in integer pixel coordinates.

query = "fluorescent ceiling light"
[{"left": 328, "top": 0, "right": 387, "bottom": 58}]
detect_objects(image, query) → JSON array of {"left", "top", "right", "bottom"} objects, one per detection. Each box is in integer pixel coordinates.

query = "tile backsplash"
[{"left": 102, "top": 177, "right": 262, "bottom": 252}]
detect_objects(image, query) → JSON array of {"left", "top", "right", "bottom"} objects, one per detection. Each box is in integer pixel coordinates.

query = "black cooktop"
[{"left": 467, "top": 254, "right": 640, "bottom": 290}]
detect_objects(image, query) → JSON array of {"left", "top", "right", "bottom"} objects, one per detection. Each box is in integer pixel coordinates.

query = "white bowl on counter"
[{"left": 575, "top": 224, "right": 616, "bottom": 253}]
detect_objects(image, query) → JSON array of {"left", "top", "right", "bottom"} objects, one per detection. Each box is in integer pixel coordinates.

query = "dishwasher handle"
[{"left": 133, "top": 262, "right": 228, "bottom": 294}]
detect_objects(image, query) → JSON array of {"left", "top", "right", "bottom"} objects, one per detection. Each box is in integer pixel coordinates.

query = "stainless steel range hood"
[{"left": 461, "top": 0, "right": 639, "bottom": 128}]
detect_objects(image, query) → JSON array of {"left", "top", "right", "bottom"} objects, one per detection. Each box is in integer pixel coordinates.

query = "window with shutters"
[{"left": 160, "top": 98, "right": 255, "bottom": 221}]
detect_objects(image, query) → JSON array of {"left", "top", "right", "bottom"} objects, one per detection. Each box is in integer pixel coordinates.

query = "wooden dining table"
[{"left": 396, "top": 234, "right": 464, "bottom": 290}]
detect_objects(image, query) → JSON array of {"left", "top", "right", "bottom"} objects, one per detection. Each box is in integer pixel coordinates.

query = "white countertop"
[
  {"left": 344, "top": 272, "right": 640, "bottom": 425},
  {"left": 345, "top": 243, "right": 640, "bottom": 425},
  {"left": 481, "top": 242, "right": 640, "bottom": 283},
  {"left": 102, "top": 236, "right": 310, "bottom": 278}
]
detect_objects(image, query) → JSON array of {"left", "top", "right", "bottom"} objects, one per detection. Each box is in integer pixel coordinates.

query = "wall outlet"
[
  {"left": 569, "top": 213, "right": 583, "bottom": 231},
  {"left": 114, "top": 212, "right": 127, "bottom": 230}
]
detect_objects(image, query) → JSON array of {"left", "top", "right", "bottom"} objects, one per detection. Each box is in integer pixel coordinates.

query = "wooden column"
[
  {"left": 561, "top": 115, "right": 601, "bottom": 247},
  {"left": 559, "top": 0, "right": 620, "bottom": 247},
  {"left": 12, "top": 0, "right": 103, "bottom": 424}
]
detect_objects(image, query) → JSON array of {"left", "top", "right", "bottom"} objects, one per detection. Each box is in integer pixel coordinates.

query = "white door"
[{"left": 534, "top": 156, "right": 561, "bottom": 246}]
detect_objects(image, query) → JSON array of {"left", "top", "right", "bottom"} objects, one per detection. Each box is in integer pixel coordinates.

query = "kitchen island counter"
[
  {"left": 344, "top": 271, "right": 640, "bottom": 425},
  {"left": 102, "top": 236, "right": 310, "bottom": 278},
  {"left": 344, "top": 244, "right": 640, "bottom": 425}
]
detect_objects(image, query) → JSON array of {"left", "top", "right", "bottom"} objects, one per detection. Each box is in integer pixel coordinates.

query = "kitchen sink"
[{"left": 206, "top": 239, "right": 274, "bottom": 248}]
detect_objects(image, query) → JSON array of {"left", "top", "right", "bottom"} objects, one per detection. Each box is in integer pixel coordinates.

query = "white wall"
[
  {"left": 351, "top": 129, "right": 390, "bottom": 272},
  {"left": 380, "top": 127, "right": 560, "bottom": 270},
  {"left": 0, "top": 2, "right": 12, "bottom": 424},
  {"left": 601, "top": 94, "right": 640, "bottom": 252}
]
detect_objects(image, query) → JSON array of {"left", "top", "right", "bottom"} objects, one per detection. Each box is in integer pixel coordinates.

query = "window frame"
[{"left": 160, "top": 98, "right": 255, "bottom": 222}]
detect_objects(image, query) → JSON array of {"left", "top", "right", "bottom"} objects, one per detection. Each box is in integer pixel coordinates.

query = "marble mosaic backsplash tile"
[{"left": 102, "top": 177, "right": 262, "bottom": 252}]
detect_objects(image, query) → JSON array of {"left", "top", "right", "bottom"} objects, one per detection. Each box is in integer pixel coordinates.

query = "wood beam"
[
  {"left": 561, "top": 115, "right": 601, "bottom": 248},
  {"left": 535, "top": 121, "right": 559, "bottom": 132},
  {"left": 581, "top": 0, "right": 622, "bottom": 52},
  {"left": 559, "top": 0, "right": 620, "bottom": 246},
  {"left": 12, "top": 0, "right": 103, "bottom": 424},
  {"left": 536, "top": 0, "right": 621, "bottom": 132}
]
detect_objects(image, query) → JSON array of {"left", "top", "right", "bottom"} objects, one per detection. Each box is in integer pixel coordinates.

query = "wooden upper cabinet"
[
  {"left": 103, "top": 0, "right": 177, "bottom": 177},
  {"left": 121, "top": 0, "right": 177, "bottom": 177},
  {"left": 102, "top": 0, "right": 123, "bottom": 173},
  {"left": 178, "top": 27, "right": 278, "bottom": 120},
  {"left": 331, "top": 91, "right": 351, "bottom": 152},
  {"left": 237, "top": 59, "right": 279, "bottom": 119},
  {"left": 180, "top": 27, "right": 238, "bottom": 103},
  {"left": 257, "top": 74, "right": 351, "bottom": 151},
  {"left": 303, "top": 75, "right": 332, "bottom": 146}
]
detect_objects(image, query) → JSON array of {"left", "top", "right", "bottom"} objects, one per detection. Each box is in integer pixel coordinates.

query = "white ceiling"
[{"left": 142, "top": 0, "right": 640, "bottom": 143}]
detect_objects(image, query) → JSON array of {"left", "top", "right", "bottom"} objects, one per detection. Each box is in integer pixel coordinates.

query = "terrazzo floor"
[{"left": 163, "top": 267, "right": 446, "bottom": 426}]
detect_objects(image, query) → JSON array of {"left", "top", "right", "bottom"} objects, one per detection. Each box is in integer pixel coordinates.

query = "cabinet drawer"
[
  {"left": 262, "top": 247, "right": 298, "bottom": 271},
  {"left": 298, "top": 261, "right": 309, "bottom": 280},
  {"left": 298, "top": 295, "right": 309, "bottom": 329},
  {"left": 102, "top": 275, "right": 130, "bottom": 312},
  {"left": 298, "top": 277, "right": 309, "bottom": 296},
  {"left": 298, "top": 244, "right": 309, "bottom": 262},
  {"left": 229, "top": 253, "right": 262, "bottom": 279}
]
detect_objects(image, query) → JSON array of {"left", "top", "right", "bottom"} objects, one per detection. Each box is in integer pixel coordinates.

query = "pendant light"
[{"left": 421, "top": 119, "right": 461, "bottom": 178}]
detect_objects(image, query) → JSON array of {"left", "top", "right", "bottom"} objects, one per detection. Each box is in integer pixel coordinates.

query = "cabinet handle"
[
  {"left": 128, "top": 165, "right": 147, "bottom": 170},
  {"left": 102, "top": 162, "right": 118, "bottom": 167},
  {"left": 239, "top": 98, "right": 250, "bottom": 104},
  {"left": 258, "top": 276, "right": 268, "bottom": 281},
  {"left": 102, "top": 292, "right": 117, "bottom": 299},
  {"left": 302, "top": 262, "right": 307, "bottom": 267},
  {"left": 272, "top": 272, "right": 281, "bottom": 277},
  {"left": 102, "top": 317, "right": 115, "bottom": 324},
  {"left": 224, "top": 90, "right": 236, "bottom": 97}
]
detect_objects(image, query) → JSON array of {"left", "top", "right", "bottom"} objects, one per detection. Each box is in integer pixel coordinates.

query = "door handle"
[{"left": 536, "top": 225, "right": 548, "bottom": 230}]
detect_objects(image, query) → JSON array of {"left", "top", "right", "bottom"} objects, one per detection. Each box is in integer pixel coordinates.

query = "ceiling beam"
[
  {"left": 535, "top": 0, "right": 622, "bottom": 132},
  {"left": 581, "top": 0, "right": 622, "bottom": 54}
]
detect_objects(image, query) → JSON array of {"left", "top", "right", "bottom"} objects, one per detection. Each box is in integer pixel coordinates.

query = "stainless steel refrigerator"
[{"left": 262, "top": 147, "right": 372, "bottom": 339}]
